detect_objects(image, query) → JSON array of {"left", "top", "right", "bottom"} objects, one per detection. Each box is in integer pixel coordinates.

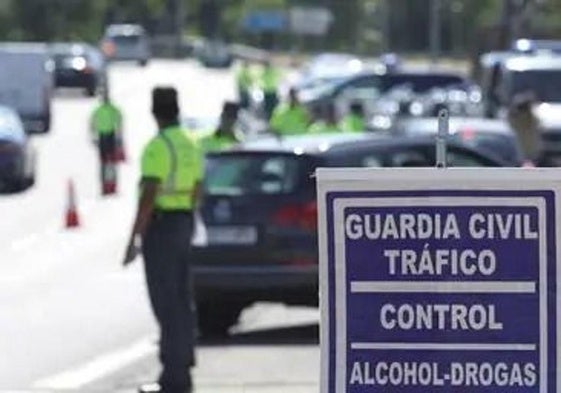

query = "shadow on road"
[{"left": 200, "top": 323, "right": 319, "bottom": 347}]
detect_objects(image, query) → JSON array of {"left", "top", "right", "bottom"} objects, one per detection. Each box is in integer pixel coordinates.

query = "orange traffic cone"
[{"left": 65, "top": 179, "right": 80, "bottom": 228}]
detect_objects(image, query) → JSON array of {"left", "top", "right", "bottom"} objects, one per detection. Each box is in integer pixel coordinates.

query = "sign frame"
[{"left": 317, "top": 168, "right": 561, "bottom": 393}]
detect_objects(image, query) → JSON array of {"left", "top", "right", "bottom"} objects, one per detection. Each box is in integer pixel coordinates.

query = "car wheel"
[
  {"left": 139, "top": 59, "right": 148, "bottom": 67},
  {"left": 85, "top": 85, "right": 96, "bottom": 97},
  {"left": 197, "top": 300, "right": 244, "bottom": 338}
]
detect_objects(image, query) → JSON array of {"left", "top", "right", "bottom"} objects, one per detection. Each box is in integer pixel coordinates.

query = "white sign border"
[{"left": 332, "top": 197, "right": 546, "bottom": 392}]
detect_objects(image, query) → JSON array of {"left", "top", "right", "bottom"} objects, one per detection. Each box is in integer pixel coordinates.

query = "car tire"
[
  {"left": 197, "top": 300, "right": 244, "bottom": 338},
  {"left": 85, "top": 85, "right": 96, "bottom": 97},
  {"left": 139, "top": 59, "right": 148, "bottom": 67}
]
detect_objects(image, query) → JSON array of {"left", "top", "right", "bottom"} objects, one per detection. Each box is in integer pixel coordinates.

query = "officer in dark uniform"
[{"left": 124, "top": 87, "right": 203, "bottom": 393}]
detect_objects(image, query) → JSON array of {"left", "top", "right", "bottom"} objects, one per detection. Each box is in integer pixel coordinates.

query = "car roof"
[
  {"left": 503, "top": 55, "right": 561, "bottom": 71},
  {"left": 230, "top": 133, "right": 372, "bottom": 155},
  {"left": 222, "top": 132, "right": 486, "bottom": 158},
  {"left": 105, "top": 24, "right": 145, "bottom": 36},
  {"left": 397, "top": 117, "right": 514, "bottom": 135}
]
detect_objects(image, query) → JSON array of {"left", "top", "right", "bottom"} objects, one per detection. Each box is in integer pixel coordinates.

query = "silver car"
[{"left": 101, "top": 24, "right": 150, "bottom": 66}]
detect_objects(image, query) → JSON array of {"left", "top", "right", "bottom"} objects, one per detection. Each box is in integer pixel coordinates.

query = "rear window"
[
  {"left": 111, "top": 35, "right": 142, "bottom": 46},
  {"left": 205, "top": 154, "right": 308, "bottom": 196}
]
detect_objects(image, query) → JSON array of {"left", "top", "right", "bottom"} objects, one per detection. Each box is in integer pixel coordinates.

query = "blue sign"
[
  {"left": 242, "top": 11, "right": 287, "bottom": 33},
  {"left": 317, "top": 169, "right": 559, "bottom": 393}
]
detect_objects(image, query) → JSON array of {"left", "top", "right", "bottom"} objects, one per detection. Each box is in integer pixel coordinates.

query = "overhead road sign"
[
  {"left": 242, "top": 10, "right": 287, "bottom": 33},
  {"left": 317, "top": 168, "right": 561, "bottom": 392},
  {"left": 288, "top": 6, "right": 333, "bottom": 36}
]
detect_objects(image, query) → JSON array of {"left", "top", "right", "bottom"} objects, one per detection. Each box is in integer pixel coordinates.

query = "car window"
[
  {"left": 205, "top": 154, "right": 307, "bottom": 195},
  {"left": 389, "top": 148, "right": 432, "bottom": 167}
]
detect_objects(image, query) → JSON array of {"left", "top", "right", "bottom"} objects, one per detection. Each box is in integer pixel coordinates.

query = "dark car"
[
  {"left": 394, "top": 117, "right": 524, "bottom": 166},
  {"left": 193, "top": 133, "right": 509, "bottom": 336},
  {"left": 301, "top": 70, "right": 471, "bottom": 119},
  {"left": 50, "top": 42, "right": 106, "bottom": 96},
  {"left": 0, "top": 106, "right": 36, "bottom": 191}
]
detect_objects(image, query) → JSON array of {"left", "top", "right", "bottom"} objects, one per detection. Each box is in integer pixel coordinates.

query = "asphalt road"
[{"left": 0, "top": 60, "right": 319, "bottom": 392}]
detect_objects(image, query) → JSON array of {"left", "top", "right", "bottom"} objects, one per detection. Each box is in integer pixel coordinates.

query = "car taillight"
[
  {"left": 273, "top": 201, "right": 317, "bottom": 231},
  {"left": 101, "top": 41, "right": 116, "bottom": 57},
  {"left": 458, "top": 127, "right": 476, "bottom": 142}
]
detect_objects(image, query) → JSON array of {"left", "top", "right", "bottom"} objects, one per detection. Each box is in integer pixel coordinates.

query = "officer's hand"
[{"left": 123, "top": 240, "right": 139, "bottom": 267}]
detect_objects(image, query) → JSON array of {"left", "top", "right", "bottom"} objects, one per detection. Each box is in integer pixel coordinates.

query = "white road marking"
[{"left": 32, "top": 336, "right": 156, "bottom": 390}]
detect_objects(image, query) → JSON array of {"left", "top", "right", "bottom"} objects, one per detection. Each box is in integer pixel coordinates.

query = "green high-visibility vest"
[
  {"left": 198, "top": 130, "right": 241, "bottom": 152},
  {"left": 260, "top": 67, "right": 280, "bottom": 93},
  {"left": 141, "top": 126, "right": 203, "bottom": 210},
  {"left": 236, "top": 66, "right": 253, "bottom": 90},
  {"left": 270, "top": 104, "right": 310, "bottom": 135},
  {"left": 308, "top": 120, "right": 340, "bottom": 134},
  {"left": 92, "top": 103, "right": 122, "bottom": 135},
  {"left": 339, "top": 114, "right": 365, "bottom": 133}
]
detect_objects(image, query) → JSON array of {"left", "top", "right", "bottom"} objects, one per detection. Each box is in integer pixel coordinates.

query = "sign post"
[{"left": 318, "top": 168, "right": 560, "bottom": 392}]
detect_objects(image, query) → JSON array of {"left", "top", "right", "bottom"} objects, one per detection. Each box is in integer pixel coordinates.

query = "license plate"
[{"left": 206, "top": 226, "right": 257, "bottom": 245}]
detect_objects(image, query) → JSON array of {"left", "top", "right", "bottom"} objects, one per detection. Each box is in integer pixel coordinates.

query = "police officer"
[
  {"left": 260, "top": 59, "right": 280, "bottom": 120},
  {"left": 309, "top": 103, "right": 340, "bottom": 134},
  {"left": 339, "top": 102, "right": 365, "bottom": 133},
  {"left": 269, "top": 88, "right": 310, "bottom": 136},
  {"left": 90, "top": 89, "right": 123, "bottom": 194},
  {"left": 124, "top": 87, "right": 203, "bottom": 393},
  {"left": 235, "top": 60, "right": 253, "bottom": 109},
  {"left": 199, "top": 101, "right": 242, "bottom": 152}
]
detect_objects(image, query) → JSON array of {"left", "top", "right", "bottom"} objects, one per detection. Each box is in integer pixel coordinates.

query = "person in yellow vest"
[
  {"left": 269, "top": 88, "right": 311, "bottom": 136},
  {"left": 199, "top": 101, "right": 242, "bottom": 152},
  {"left": 309, "top": 103, "right": 340, "bottom": 134},
  {"left": 90, "top": 90, "right": 123, "bottom": 195},
  {"left": 236, "top": 61, "right": 253, "bottom": 109},
  {"left": 260, "top": 59, "right": 280, "bottom": 120},
  {"left": 123, "top": 87, "right": 203, "bottom": 393},
  {"left": 339, "top": 102, "right": 366, "bottom": 133}
]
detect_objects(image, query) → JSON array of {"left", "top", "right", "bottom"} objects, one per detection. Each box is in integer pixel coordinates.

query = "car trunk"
[{"left": 193, "top": 151, "right": 319, "bottom": 267}]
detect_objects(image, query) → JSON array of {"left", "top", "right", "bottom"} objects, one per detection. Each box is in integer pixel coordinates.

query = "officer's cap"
[{"left": 152, "top": 87, "right": 179, "bottom": 119}]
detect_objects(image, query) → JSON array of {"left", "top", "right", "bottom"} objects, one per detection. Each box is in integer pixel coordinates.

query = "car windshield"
[
  {"left": 111, "top": 35, "right": 142, "bottom": 46},
  {"left": 381, "top": 73, "right": 467, "bottom": 93},
  {"left": 0, "top": 108, "right": 24, "bottom": 143},
  {"left": 205, "top": 154, "right": 306, "bottom": 196},
  {"left": 510, "top": 70, "right": 561, "bottom": 102}
]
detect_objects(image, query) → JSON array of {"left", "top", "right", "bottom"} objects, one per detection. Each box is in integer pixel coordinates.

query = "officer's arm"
[
  {"left": 192, "top": 180, "right": 203, "bottom": 209},
  {"left": 132, "top": 178, "right": 159, "bottom": 237}
]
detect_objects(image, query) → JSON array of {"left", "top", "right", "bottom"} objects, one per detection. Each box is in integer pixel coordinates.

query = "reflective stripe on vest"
[{"left": 158, "top": 132, "right": 185, "bottom": 197}]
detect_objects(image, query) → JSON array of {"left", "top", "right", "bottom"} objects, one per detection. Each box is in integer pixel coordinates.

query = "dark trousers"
[
  {"left": 238, "top": 88, "right": 249, "bottom": 109},
  {"left": 142, "top": 212, "right": 195, "bottom": 393},
  {"left": 98, "top": 133, "right": 117, "bottom": 190},
  {"left": 263, "top": 92, "right": 278, "bottom": 120}
]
